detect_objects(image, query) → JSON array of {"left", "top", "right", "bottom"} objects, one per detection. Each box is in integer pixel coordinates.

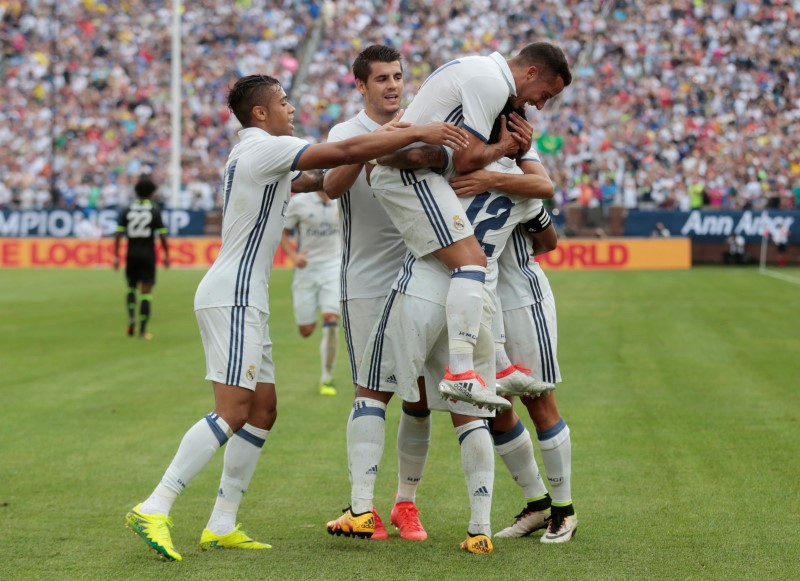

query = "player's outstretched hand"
[
  {"left": 450, "top": 169, "right": 494, "bottom": 197},
  {"left": 418, "top": 122, "right": 470, "bottom": 150}
]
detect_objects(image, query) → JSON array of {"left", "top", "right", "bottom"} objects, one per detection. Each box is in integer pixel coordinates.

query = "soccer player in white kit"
[
  {"left": 369, "top": 42, "right": 571, "bottom": 408},
  {"left": 491, "top": 224, "right": 577, "bottom": 543},
  {"left": 451, "top": 134, "right": 577, "bottom": 542},
  {"left": 124, "top": 74, "right": 470, "bottom": 561},
  {"left": 328, "top": 121, "right": 550, "bottom": 553},
  {"left": 280, "top": 190, "right": 342, "bottom": 396},
  {"left": 324, "top": 45, "right": 432, "bottom": 541}
]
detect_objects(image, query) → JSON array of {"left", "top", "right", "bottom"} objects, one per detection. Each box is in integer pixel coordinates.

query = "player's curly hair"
[
  {"left": 134, "top": 176, "right": 157, "bottom": 199},
  {"left": 227, "top": 75, "right": 282, "bottom": 127},
  {"left": 353, "top": 45, "right": 403, "bottom": 83},
  {"left": 515, "top": 42, "right": 572, "bottom": 87}
]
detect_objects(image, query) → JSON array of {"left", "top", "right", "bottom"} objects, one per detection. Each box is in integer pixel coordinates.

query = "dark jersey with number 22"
[{"left": 116, "top": 199, "right": 167, "bottom": 259}]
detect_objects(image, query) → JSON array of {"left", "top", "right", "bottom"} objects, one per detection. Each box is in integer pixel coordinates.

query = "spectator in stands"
[{"left": 1, "top": 0, "right": 799, "bottom": 213}]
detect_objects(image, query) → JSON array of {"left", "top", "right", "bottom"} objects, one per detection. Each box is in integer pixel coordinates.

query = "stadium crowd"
[{"left": 1, "top": 0, "right": 799, "bottom": 213}]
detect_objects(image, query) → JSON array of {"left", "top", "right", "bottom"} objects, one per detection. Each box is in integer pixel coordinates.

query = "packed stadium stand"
[{"left": 1, "top": 0, "right": 798, "bottom": 213}]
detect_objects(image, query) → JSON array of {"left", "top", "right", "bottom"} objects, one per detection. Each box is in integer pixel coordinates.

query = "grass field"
[{"left": 2, "top": 266, "right": 799, "bottom": 580}]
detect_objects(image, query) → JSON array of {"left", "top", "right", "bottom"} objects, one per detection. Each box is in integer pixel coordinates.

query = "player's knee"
[
  {"left": 523, "top": 393, "right": 560, "bottom": 430},
  {"left": 490, "top": 403, "right": 519, "bottom": 432},
  {"left": 249, "top": 406, "right": 277, "bottom": 431},
  {"left": 298, "top": 324, "right": 316, "bottom": 337}
]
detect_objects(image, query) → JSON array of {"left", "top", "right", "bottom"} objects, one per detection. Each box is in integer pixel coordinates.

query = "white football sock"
[
  {"left": 348, "top": 397, "right": 386, "bottom": 514},
  {"left": 141, "top": 413, "right": 232, "bottom": 516},
  {"left": 495, "top": 345, "right": 513, "bottom": 372},
  {"left": 455, "top": 420, "right": 493, "bottom": 537},
  {"left": 493, "top": 419, "right": 548, "bottom": 500},
  {"left": 447, "top": 266, "right": 486, "bottom": 374},
  {"left": 206, "top": 423, "right": 269, "bottom": 535},
  {"left": 538, "top": 418, "right": 572, "bottom": 506},
  {"left": 320, "top": 321, "right": 338, "bottom": 384},
  {"left": 396, "top": 406, "right": 431, "bottom": 503}
]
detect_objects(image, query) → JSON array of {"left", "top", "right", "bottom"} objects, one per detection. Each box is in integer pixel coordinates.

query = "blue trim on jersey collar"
[{"left": 489, "top": 51, "right": 516, "bottom": 96}]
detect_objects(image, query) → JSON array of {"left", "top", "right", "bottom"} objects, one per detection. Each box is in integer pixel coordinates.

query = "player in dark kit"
[{"left": 113, "top": 176, "right": 170, "bottom": 339}]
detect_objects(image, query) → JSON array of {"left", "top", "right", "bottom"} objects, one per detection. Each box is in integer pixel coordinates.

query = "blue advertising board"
[
  {"left": 0, "top": 208, "right": 206, "bottom": 237},
  {"left": 624, "top": 210, "right": 799, "bottom": 243}
]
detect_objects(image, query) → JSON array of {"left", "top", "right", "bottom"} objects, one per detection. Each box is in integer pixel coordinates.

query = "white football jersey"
[
  {"left": 284, "top": 191, "right": 341, "bottom": 267},
  {"left": 393, "top": 157, "right": 542, "bottom": 305},
  {"left": 327, "top": 110, "right": 406, "bottom": 300},
  {"left": 403, "top": 52, "right": 515, "bottom": 143},
  {"left": 370, "top": 52, "right": 516, "bottom": 191},
  {"left": 497, "top": 225, "right": 554, "bottom": 311},
  {"left": 194, "top": 127, "right": 310, "bottom": 313}
]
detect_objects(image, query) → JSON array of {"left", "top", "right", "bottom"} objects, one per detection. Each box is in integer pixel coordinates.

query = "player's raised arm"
[
  {"left": 295, "top": 122, "right": 469, "bottom": 171},
  {"left": 452, "top": 116, "right": 520, "bottom": 174}
]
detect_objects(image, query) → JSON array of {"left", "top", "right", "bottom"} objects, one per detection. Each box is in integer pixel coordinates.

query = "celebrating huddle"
[{"left": 125, "top": 41, "right": 575, "bottom": 561}]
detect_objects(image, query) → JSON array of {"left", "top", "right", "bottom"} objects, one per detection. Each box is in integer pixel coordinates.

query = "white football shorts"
[
  {"left": 342, "top": 296, "right": 388, "bottom": 385},
  {"left": 502, "top": 292, "right": 561, "bottom": 385},
  {"left": 196, "top": 305, "right": 275, "bottom": 390},
  {"left": 291, "top": 261, "right": 340, "bottom": 326},
  {"left": 371, "top": 168, "right": 474, "bottom": 258},
  {"left": 357, "top": 290, "right": 496, "bottom": 418}
]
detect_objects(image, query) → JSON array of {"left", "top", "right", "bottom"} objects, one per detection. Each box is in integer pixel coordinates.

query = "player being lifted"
[{"left": 368, "top": 41, "right": 571, "bottom": 409}]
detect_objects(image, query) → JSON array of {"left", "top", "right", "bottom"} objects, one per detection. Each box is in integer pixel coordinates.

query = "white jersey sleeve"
[
  {"left": 402, "top": 53, "right": 513, "bottom": 143},
  {"left": 283, "top": 194, "right": 302, "bottom": 231},
  {"left": 249, "top": 135, "right": 311, "bottom": 182},
  {"left": 497, "top": 224, "right": 553, "bottom": 311},
  {"left": 519, "top": 143, "right": 542, "bottom": 164},
  {"left": 460, "top": 72, "right": 516, "bottom": 143}
]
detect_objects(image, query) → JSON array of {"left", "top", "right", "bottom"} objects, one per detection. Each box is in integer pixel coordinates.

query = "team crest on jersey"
[
  {"left": 246, "top": 364, "right": 256, "bottom": 382},
  {"left": 453, "top": 215, "right": 465, "bottom": 231}
]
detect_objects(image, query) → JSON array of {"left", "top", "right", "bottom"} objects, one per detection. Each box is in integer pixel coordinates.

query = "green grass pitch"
[{"left": 1, "top": 266, "right": 799, "bottom": 580}]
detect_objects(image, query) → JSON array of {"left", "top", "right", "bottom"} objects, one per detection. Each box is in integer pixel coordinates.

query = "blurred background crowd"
[{"left": 1, "top": 0, "right": 798, "bottom": 213}]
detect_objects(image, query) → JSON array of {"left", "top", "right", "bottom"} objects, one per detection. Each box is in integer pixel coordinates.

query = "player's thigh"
[
  {"left": 342, "top": 296, "right": 386, "bottom": 385},
  {"left": 503, "top": 295, "right": 561, "bottom": 384},
  {"left": 291, "top": 270, "right": 319, "bottom": 326},
  {"left": 357, "top": 291, "right": 442, "bottom": 403},
  {"left": 196, "top": 306, "right": 274, "bottom": 390},
  {"left": 317, "top": 265, "right": 341, "bottom": 317},
  {"left": 373, "top": 172, "right": 474, "bottom": 258}
]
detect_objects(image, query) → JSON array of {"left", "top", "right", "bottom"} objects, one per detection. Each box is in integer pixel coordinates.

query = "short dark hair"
[
  {"left": 134, "top": 176, "right": 157, "bottom": 199},
  {"left": 227, "top": 75, "right": 282, "bottom": 126},
  {"left": 516, "top": 42, "right": 572, "bottom": 87},
  {"left": 352, "top": 44, "right": 403, "bottom": 83}
]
